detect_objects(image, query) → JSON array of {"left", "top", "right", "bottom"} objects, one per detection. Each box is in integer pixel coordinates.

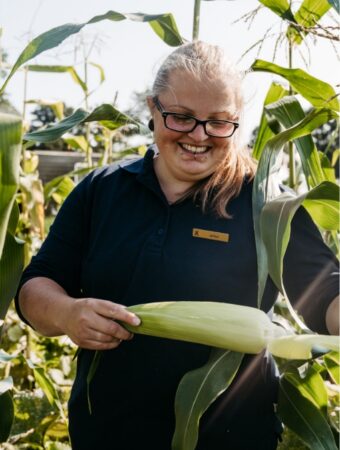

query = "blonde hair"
[{"left": 152, "top": 41, "right": 256, "bottom": 218}]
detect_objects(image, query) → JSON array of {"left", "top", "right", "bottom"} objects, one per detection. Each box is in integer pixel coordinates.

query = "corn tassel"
[{"left": 125, "top": 301, "right": 339, "bottom": 359}]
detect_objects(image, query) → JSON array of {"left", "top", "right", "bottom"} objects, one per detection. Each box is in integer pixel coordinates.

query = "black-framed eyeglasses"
[{"left": 153, "top": 96, "right": 239, "bottom": 138}]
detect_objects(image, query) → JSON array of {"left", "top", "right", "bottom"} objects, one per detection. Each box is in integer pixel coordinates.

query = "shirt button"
[{"left": 158, "top": 228, "right": 164, "bottom": 235}]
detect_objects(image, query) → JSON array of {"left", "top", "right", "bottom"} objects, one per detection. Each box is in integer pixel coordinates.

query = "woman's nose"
[{"left": 187, "top": 123, "right": 209, "bottom": 141}]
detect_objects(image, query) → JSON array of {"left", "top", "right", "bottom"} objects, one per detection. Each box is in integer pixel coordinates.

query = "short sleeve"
[
  {"left": 15, "top": 174, "right": 90, "bottom": 323},
  {"left": 283, "top": 206, "right": 339, "bottom": 334}
]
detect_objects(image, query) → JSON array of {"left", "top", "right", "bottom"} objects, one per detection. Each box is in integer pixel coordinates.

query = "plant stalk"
[
  {"left": 192, "top": 0, "right": 201, "bottom": 40},
  {"left": 288, "top": 37, "right": 296, "bottom": 189}
]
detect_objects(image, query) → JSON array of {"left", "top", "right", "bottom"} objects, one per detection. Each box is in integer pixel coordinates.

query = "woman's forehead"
[{"left": 161, "top": 71, "right": 240, "bottom": 116}]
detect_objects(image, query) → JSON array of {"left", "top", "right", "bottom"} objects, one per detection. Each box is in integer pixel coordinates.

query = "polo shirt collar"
[{"left": 119, "top": 145, "right": 167, "bottom": 203}]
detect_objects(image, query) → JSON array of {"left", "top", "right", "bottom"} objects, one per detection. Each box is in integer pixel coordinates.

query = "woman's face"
[{"left": 148, "top": 69, "right": 240, "bottom": 186}]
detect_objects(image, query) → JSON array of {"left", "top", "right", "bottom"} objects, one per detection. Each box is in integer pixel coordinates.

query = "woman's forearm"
[
  {"left": 18, "top": 277, "right": 75, "bottom": 337},
  {"left": 18, "top": 277, "right": 140, "bottom": 350}
]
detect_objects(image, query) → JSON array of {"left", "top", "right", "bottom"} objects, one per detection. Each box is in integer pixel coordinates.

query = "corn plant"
[{"left": 0, "top": 3, "right": 339, "bottom": 450}]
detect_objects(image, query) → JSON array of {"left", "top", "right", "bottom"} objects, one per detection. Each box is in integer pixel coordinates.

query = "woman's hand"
[
  {"left": 64, "top": 298, "right": 141, "bottom": 350},
  {"left": 18, "top": 277, "right": 140, "bottom": 350}
]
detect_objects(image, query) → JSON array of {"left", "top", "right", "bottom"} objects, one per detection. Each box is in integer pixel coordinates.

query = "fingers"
[
  {"left": 93, "top": 300, "right": 141, "bottom": 327},
  {"left": 66, "top": 298, "right": 140, "bottom": 350}
]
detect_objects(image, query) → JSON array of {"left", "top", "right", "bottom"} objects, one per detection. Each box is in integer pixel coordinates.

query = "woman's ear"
[{"left": 146, "top": 96, "right": 154, "bottom": 114}]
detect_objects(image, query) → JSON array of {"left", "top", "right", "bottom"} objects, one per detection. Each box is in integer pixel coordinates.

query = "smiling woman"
[
  {"left": 16, "top": 40, "right": 339, "bottom": 450},
  {"left": 147, "top": 41, "right": 256, "bottom": 214}
]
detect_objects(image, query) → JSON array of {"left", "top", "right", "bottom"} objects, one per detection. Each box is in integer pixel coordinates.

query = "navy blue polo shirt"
[{"left": 16, "top": 148, "right": 339, "bottom": 450}]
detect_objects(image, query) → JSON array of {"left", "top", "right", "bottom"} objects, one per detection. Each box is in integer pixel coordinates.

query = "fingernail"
[{"left": 132, "top": 316, "right": 141, "bottom": 326}]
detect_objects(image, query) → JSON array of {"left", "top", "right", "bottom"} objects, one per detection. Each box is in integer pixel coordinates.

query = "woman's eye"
[
  {"left": 172, "top": 114, "right": 193, "bottom": 124},
  {"left": 209, "top": 120, "right": 229, "bottom": 129}
]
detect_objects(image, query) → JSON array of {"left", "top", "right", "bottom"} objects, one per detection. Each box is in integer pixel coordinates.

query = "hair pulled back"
[{"left": 152, "top": 41, "right": 256, "bottom": 218}]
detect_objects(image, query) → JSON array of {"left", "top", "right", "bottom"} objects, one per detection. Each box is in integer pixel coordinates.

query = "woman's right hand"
[
  {"left": 18, "top": 277, "right": 141, "bottom": 351},
  {"left": 64, "top": 297, "right": 141, "bottom": 350}
]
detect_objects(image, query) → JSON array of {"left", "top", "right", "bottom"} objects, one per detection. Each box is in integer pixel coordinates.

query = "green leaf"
[
  {"left": 45, "top": 176, "right": 75, "bottom": 205},
  {"left": 26, "top": 99, "right": 64, "bottom": 120},
  {"left": 172, "top": 349, "right": 243, "bottom": 450},
  {"left": 253, "top": 107, "right": 338, "bottom": 306},
  {"left": 278, "top": 375, "right": 338, "bottom": 450},
  {"left": 0, "top": 113, "right": 22, "bottom": 258},
  {"left": 26, "top": 359, "right": 63, "bottom": 416},
  {"left": 251, "top": 60, "right": 339, "bottom": 111},
  {"left": 0, "top": 11, "right": 183, "bottom": 94},
  {"left": 265, "top": 96, "right": 326, "bottom": 188},
  {"left": 258, "top": 0, "right": 296, "bottom": 21},
  {"left": 318, "top": 152, "right": 337, "bottom": 183},
  {"left": 26, "top": 64, "right": 87, "bottom": 93},
  {"left": 331, "top": 149, "right": 340, "bottom": 167},
  {"left": 287, "top": 0, "right": 331, "bottom": 45},
  {"left": 89, "top": 62, "right": 105, "bottom": 84},
  {"left": 323, "top": 352, "right": 340, "bottom": 384},
  {"left": 24, "top": 104, "right": 147, "bottom": 143},
  {"left": 284, "top": 366, "right": 328, "bottom": 415},
  {"left": 252, "top": 82, "right": 289, "bottom": 160},
  {"left": 63, "top": 134, "right": 88, "bottom": 152},
  {"left": 0, "top": 377, "right": 14, "bottom": 443},
  {"left": 86, "top": 351, "right": 102, "bottom": 414},
  {"left": 0, "top": 203, "right": 25, "bottom": 319},
  {"left": 260, "top": 182, "right": 339, "bottom": 294}
]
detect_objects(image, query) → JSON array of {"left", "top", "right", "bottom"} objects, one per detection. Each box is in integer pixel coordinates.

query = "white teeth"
[{"left": 181, "top": 143, "right": 209, "bottom": 153}]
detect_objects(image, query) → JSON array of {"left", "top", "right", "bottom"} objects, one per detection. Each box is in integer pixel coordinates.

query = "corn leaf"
[
  {"left": 287, "top": 0, "right": 331, "bottom": 45},
  {"left": 265, "top": 96, "right": 326, "bottom": 188},
  {"left": 286, "top": 366, "right": 328, "bottom": 415},
  {"left": 172, "top": 350, "right": 243, "bottom": 450},
  {"left": 253, "top": 107, "right": 338, "bottom": 306},
  {"left": 26, "top": 359, "right": 64, "bottom": 416},
  {"left": 251, "top": 60, "right": 339, "bottom": 111},
  {"left": 24, "top": 104, "right": 146, "bottom": 143},
  {"left": 86, "top": 351, "right": 102, "bottom": 414},
  {"left": 258, "top": 0, "right": 297, "bottom": 21},
  {"left": 0, "top": 203, "right": 25, "bottom": 319},
  {"left": 323, "top": 352, "right": 340, "bottom": 384},
  {"left": 0, "top": 113, "right": 22, "bottom": 258},
  {"left": 0, "top": 11, "right": 183, "bottom": 95},
  {"left": 89, "top": 62, "right": 105, "bottom": 84},
  {"left": 26, "top": 99, "right": 64, "bottom": 120},
  {"left": 278, "top": 374, "right": 338, "bottom": 450},
  {"left": 63, "top": 134, "right": 88, "bottom": 152},
  {"left": 260, "top": 182, "right": 339, "bottom": 296},
  {"left": 26, "top": 64, "right": 87, "bottom": 93},
  {"left": 0, "top": 377, "right": 14, "bottom": 443},
  {"left": 252, "top": 82, "right": 288, "bottom": 160}
]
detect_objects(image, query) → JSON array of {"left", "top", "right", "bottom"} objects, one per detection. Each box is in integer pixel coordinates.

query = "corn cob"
[
  {"left": 125, "top": 301, "right": 285, "bottom": 354},
  {"left": 125, "top": 301, "right": 339, "bottom": 359}
]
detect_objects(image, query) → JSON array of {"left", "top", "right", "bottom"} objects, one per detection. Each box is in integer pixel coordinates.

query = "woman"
[{"left": 16, "top": 41, "right": 339, "bottom": 450}]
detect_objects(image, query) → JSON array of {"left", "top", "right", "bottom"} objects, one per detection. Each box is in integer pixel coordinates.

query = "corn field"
[{"left": 0, "top": 1, "right": 339, "bottom": 449}]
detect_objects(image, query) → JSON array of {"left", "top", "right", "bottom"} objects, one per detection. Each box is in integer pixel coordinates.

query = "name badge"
[{"left": 192, "top": 228, "right": 229, "bottom": 243}]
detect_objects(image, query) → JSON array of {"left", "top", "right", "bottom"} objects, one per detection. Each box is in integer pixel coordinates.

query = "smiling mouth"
[{"left": 179, "top": 143, "right": 211, "bottom": 155}]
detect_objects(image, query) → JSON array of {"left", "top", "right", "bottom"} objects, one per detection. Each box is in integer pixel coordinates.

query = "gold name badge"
[{"left": 192, "top": 228, "right": 229, "bottom": 243}]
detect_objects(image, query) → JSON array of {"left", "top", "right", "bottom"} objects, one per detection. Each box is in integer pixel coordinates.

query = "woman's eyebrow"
[{"left": 167, "top": 103, "right": 238, "bottom": 118}]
